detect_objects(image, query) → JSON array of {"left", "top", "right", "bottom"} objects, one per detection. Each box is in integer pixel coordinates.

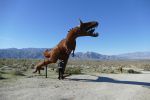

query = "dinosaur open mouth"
[
  {"left": 87, "top": 27, "right": 95, "bottom": 33},
  {"left": 87, "top": 23, "right": 98, "bottom": 37}
]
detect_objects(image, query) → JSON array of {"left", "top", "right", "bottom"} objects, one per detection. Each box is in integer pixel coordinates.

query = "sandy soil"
[{"left": 0, "top": 73, "right": 150, "bottom": 100}]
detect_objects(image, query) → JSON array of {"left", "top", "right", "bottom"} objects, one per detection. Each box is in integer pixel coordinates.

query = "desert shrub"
[
  {"left": 0, "top": 70, "right": 7, "bottom": 74},
  {"left": 0, "top": 73, "right": 3, "bottom": 79},
  {"left": 102, "top": 68, "right": 115, "bottom": 73},
  {"left": 21, "top": 67, "right": 28, "bottom": 71},
  {"left": 13, "top": 69, "right": 25, "bottom": 76},
  {"left": 56, "top": 67, "right": 81, "bottom": 74},
  {"left": 110, "top": 70, "right": 115, "bottom": 73},
  {"left": 0, "top": 72, "right": 5, "bottom": 79},
  {"left": 30, "top": 63, "right": 35, "bottom": 69},
  {"left": 65, "top": 67, "right": 81, "bottom": 74},
  {"left": 127, "top": 69, "right": 134, "bottom": 73},
  {"left": 127, "top": 69, "right": 140, "bottom": 74},
  {"left": 143, "top": 64, "right": 150, "bottom": 71}
]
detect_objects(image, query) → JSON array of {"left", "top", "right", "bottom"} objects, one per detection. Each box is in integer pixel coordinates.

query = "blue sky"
[{"left": 0, "top": 0, "right": 150, "bottom": 55}]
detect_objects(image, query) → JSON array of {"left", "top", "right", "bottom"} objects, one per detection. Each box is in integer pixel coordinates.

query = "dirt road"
[{"left": 0, "top": 73, "right": 150, "bottom": 100}]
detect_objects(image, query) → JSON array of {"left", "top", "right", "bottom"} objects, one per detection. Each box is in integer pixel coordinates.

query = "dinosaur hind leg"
[{"left": 60, "top": 57, "right": 69, "bottom": 79}]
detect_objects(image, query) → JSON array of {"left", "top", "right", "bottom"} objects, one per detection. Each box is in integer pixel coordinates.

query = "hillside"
[
  {"left": 118, "top": 52, "right": 150, "bottom": 59},
  {"left": 0, "top": 48, "right": 150, "bottom": 60}
]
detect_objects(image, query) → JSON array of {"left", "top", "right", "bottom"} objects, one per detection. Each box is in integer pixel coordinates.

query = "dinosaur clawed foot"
[{"left": 58, "top": 76, "right": 64, "bottom": 80}]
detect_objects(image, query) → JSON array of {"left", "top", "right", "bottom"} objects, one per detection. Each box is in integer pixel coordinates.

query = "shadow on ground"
[{"left": 67, "top": 76, "right": 150, "bottom": 87}]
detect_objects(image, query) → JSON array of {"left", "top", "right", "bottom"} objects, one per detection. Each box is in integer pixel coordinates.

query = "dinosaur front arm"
[
  {"left": 72, "top": 41, "right": 76, "bottom": 57},
  {"left": 72, "top": 50, "right": 75, "bottom": 57}
]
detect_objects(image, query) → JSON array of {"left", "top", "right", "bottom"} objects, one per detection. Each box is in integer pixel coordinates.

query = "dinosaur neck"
[
  {"left": 65, "top": 28, "right": 77, "bottom": 50},
  {"left": 66, "top": 28, "right": 78, "bottom": 43},
  {"left": 66, "top": 33, "right": 76, "bottom": 42}
]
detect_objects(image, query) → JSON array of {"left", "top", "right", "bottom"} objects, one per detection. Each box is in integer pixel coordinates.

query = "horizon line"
[{"left": 0, "top": 47, "right": 150, "bottom": 55}]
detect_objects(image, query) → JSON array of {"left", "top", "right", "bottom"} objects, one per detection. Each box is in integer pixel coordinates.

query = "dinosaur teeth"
[
  {"left": 92, "top": 33, "right": 99, "bottom": 37},
  {"left": 88, "top": 28, "right": 95, "bottom": 32},
  {"left": 88, "top": 28, "right": 95, "bottom": 33}
]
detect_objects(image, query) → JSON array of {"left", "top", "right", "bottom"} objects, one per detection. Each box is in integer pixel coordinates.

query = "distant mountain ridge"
[
  {"left": 0, "top": 48, "right": 48, "bottom": 59},
  {"left": 70, "top": 52, "right": 121, "bottom": 60},
  {"left": 117, "top": 52, "right": 150, "bottom": 59},
  {"left": 0, "top": 48, "right": 150, "bottom": 60}
]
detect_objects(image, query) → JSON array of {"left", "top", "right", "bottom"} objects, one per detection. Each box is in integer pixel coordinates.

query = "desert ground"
[{"left": 0, "top": 59, "right": 150, "bottom": 100}]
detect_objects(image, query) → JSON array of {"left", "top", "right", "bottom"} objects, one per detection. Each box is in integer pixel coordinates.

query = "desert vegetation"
[
  {"left": 1, "top": 59, "right": 150, "bottom": 100},
  {"left": 0, "top": 58, "right": 150, "bottom": 79}
]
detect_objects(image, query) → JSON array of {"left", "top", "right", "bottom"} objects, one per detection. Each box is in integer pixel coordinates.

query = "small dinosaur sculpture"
[{"left": 33, "top": 20, "right": 99, "bottom": 79}]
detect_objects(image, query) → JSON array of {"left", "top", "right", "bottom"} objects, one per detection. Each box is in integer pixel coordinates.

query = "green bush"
[
  {"left": 65, "top": 67, "right": 81, "bottom": 74},
  {"left": 0, "top": 73, "right": 5, "bottom": 79},
  {"left": 127, "top": 69, "right": 140, "bottom": 74},
  {"left": 13, "top": 70, "right": 25, "bottom": 76},
  {"left": 0, "top": 73, "right": 2, "bottom": 79},
  {"left": 143, "top": 64, "right": 150, "bottom": 71}
]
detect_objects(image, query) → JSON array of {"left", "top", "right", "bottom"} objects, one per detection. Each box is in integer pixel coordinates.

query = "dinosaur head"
[{"left": 77, "top": 20, "right": 99, "bottom": 37}]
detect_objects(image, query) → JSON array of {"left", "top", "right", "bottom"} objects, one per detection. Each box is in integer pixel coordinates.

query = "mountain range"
[{"left": 0, "top": 48, "right": 150, "bottom": 60}]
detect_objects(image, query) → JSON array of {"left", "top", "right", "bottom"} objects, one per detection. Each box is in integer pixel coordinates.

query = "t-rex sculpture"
[{"left": 33, "top": 20, "right": 99, "bottom": 79}]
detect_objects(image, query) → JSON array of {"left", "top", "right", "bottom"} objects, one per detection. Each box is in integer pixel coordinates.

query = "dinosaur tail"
[
  {"left": 33, "top": 65, "right": 38, "bottom": 73},
  {"left": 44, "top": 49, "right": 51, "bottom": 58},
  {"left": 33, "top": 68, "right": 37, "bottom": 73}
]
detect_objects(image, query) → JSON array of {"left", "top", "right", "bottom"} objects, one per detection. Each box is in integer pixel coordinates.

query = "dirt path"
[{"left": 0, "top": 73, "right": 150, "bottom": 100}]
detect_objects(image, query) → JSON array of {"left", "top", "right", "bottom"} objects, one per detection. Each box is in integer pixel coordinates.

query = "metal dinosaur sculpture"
[{"left": 33, "top": 20, "right": 99, "bottom": 79}]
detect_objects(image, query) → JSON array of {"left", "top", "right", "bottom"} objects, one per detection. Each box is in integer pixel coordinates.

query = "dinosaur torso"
[{"left": 44, "top": 38, "right": 76, "bottom": 61}]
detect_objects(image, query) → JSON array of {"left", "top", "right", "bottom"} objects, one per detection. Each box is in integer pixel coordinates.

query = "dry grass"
[{"left": 0, "top": 59, "right": 150, "bottom": 79}]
